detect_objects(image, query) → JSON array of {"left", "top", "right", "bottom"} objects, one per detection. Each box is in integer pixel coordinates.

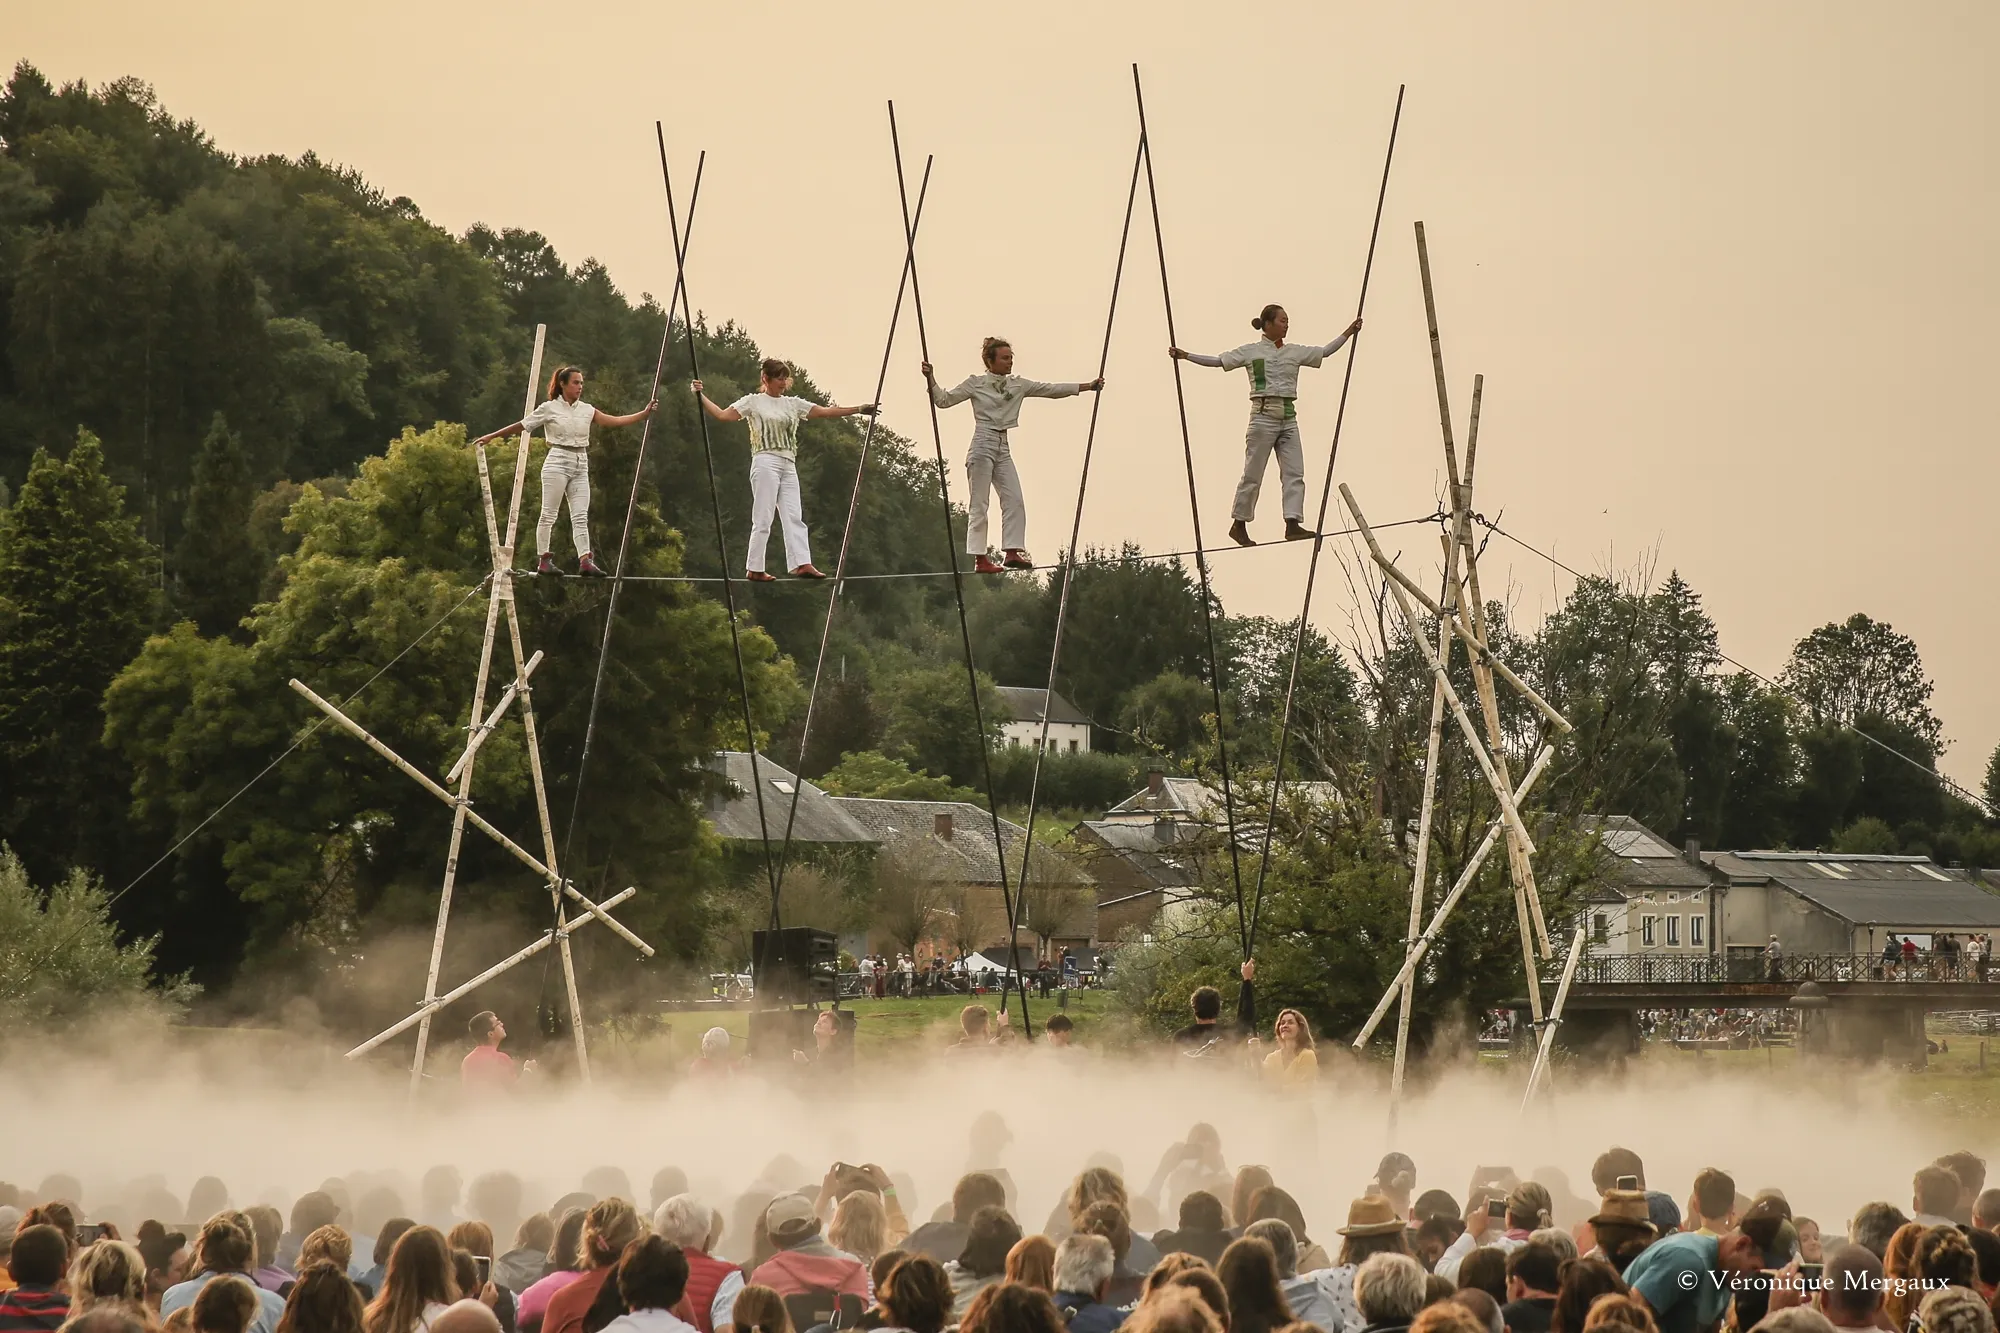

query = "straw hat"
[
  {"left": 1336, "top": 1194, "right": 1406, "bottom": 1237},
  {"left": 1588, "top": 1189, "right": 1658, "bottom": 1235}
]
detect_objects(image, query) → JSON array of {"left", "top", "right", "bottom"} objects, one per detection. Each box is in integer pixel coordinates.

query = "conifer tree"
[{"left": 173, "top": 413, "right": 260, "bottom": 636}]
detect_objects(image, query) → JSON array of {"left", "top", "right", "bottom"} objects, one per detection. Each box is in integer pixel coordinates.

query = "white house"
[
  {"left": 994, "top": 686, "right": 1092, "bottom": 754},
  {"left": 1577, "top": 816, "right": 1715, "bottom": 955}
]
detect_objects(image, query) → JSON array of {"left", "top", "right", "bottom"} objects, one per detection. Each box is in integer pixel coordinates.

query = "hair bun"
[{"left": 1250, "top": 317, "right": 1264, "bottom": 330}]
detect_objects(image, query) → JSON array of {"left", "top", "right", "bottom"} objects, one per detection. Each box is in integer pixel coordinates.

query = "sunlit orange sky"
[{"left": 11, "top": 1, "right": 1997, "bottom": 795}]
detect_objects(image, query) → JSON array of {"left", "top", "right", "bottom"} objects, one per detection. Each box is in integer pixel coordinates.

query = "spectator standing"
[
  {"left": 1241, "top": 1221, "right": 1329, "bottom": 1332},
  {"left": 362, "top": 1225, "right": 419, "bottom": 1304},
  {"left": 542, "top": 1203, "right": 642, "bottom": 1333},
  {"left": 460, "top": 1015, "right": 530, "bottom": 1093},
  {"left": 1436, "top": 1186, "right": 1549, "bottom": 1284},
  {"left": 1847, "top": 1205, "right": 1908, "bottom": 1260},
  {"left": 1550, "top": 1258, "right": 1626, "bottom": 1333},
  {"left": 1309, "top": 1195, "right": 1412, "bottom": 1329},
  {"left": 597, "top": 1238, "right": 694, "bottom": 1333},
  {"left": 1500, "top": 1244, "right": 1561, "bottom": 1333},
  {"left": 1353, "top": 1254, "right": 1427, "bottom": 1333},
  {"left": 280, "top": 1199, "right": 344, "bottom": 1275},
  {"left": 1620, "top": 1227, "right": 1761, "bottom": 1333},
  {"left": 1050, "top": 1235, "right": 1126, "bottom": 1333},
  {"left": 68, "top": 1239, "right": 150, "bottom": 1319},
  {"left": 1216, "top": 1237, "right": 1293, "bottom": 1333},
  {"left": 1246, "top": 1189, "right": 1331, "bottom": 1274},
  {"left": 1152, "top": 1194, "right": 1233, "bottom": 1266},
  {"left": 1913, "top": 1169, "right": 1962, "bottom": 1228},
  {"left": 195, "top": 1277, "right": 263, "bottom": 1333},
  {"left": 164, "top": 1217, "right": 289, "bottom": 1333},
  {"left": 0, "top": 1225, "right": 72, "bottom": 1332}
]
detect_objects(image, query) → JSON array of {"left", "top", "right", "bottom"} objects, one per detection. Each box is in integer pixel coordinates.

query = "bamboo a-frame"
[
  {"left": 291, "top": 327, "right": 653, "bottom": 1093},
  {"left": 1346, "top": 224, "right": 1578, "bottom": 1112}
]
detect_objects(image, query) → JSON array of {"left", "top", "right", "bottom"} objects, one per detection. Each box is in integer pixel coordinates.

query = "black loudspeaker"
[
  {"left": 752, "top": 927, "right": 838, "bottom": 1004},
  {"left": 747, "top": 1007, "right": 810, "bottom": 1060}
]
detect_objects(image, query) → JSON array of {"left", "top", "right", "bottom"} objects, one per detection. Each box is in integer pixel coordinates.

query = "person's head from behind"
[
  {"left": 954, "top": 1173, "right": 1008, "bottom": 1225},
  {"left": 881, "top": 1255, "right": 955, "bottom": 1333},
  {"left": 760, "top": 359, "right": 792, "bottom": 395},
  {"left": 371, "top": 1225, "right": 457, "bottom": 1333},
  {"left": 1246, "top": 1187, "right": 1314, "bottom": 1248},
  {"left": 1053, "top": 1234, "right": 1115, "bottom": 1300},
  {"left": 961, "top": 1006, "right": 991, "bottom": 1039},
  {"left": 511, "top": 1214, "right": 554, "bottom": 1257},
  {"left": 728, "top": 1285, "right": 792, "bottom": 1333},
  {"left": 960, "top": 1206, "right": 1024, "bottom": 1278},
  {"left": 547, "top": 1208, "right": 587, "bottom": 1270},
  {"left": 1164, "top": 1269, "right": 1228, "bottom": 1328},
  {"left": 1456, "top": 1246, "right": 1507, "bottom": 1302},
  {"left": 1913, "top": 1224, "right": 1977, "bottom": 1288},
  {"left": 430, "top": 1302, "right": 503, "bottom": 1333},
  {"left": 829, "top": 1190, "right": 888, "bottom": 1262},
  {"left": 1242, "top": 1221, "right": 1297, "bottom": 1280},
  {"left": 1412, "top": 1302, "right": 1490, "bottom": 1333},
  {"left": 244, "top": 1206, "right": 283, "bottom": 1270},
  {"left": 981, "top": 338, "right": 1015, "bottom": 376},
  {"left": 1552, "top": 1258, "right": 1627, "bottom": 1333},
  {"left": 1045, "top": 1014, "right": 1074, "bottom": 1047},
  {"left": 699, "top": 1027, "right": 731, "bottom": 1060},
  {"left": 1068, "top": 1168, "right": 1127, "bottom": 1224},
  {"left": 446, "top": 1223, "right": 494, "bottom": 1262},
  {"left": 1915, "top": 1167, "right": 1963, "bottom": 1221},
  {"left": 193, "top": 1275, "right": 260, "bottom": 1333},
  {"left": 1122, "top": 1287, "right": 1220, "bottom": 1333},
  {"left": 70, "top": 1239, "right": 148, "bottom": 1311},
  {"left": 1973, "top": 1190, "right": 2000, "bottom": 1232},
  {"left": 1449, "top": 1290, "right": 1504, "bottom": 1333},
  {"left": 291, "top": 1193, "right": 342, "bottom": 1239},
  {"left": 9, "top": 1224, "right": 68, "bottom": 1288},
  {"left": 581, "top": 1198, "right": 642, "bottom": 1269},
  {"left": 960, "top": 1282, "right": 1067, "bottom": 1333},
  {"left": 1141, "top": 1253, "right": 1211, "bottom": 1302},
  {"left": 617, "top": 1235, "right": 690, "bottom": 1313},
  {"left": 1963, "top": 1229, "right": 2000, "bottom": 1297},
  {"left": 1916, "top": 1286, "right": 1996, "bottom": 1333},
  {"left": 547, "top": 368, "right": 583, "bottom": 403},
  {"left": 652, "top": 1195, "right": 714, "bottom": 1255},
  {"left": 1006, "top": 1235, "right": 1056, "bottom": 1292},
  {"left": 1355, "top": 1252, "right": 1428, "bottom": 1326},
  {"left": 1507, "top": 1242, "right": 1561, "bottom": 1300},
  {"left": 1579, "top": 1295, "right": 1658, "bottom": 1333},
  {"left": 1822, "top": 1245, "right": 1885, "bottom": 1327},
  {"left": 1076, "top": 1201, "right": 1133, "bottom": 1271},
  {"left": 1690, "top": 1169, "right": 1735, "bottom": 1227},
  {"left": 1848, "top": 1203, "right": 1908, "bottom": 1259},
  {"left": 1589, "top": 1150, "right": 1645, "bottom": 1197},
  {"left": 372, "top": 1218, "right": 416, "bottom": 1270},
  {"left": 1530, "top": 1229, "right": 1578, "bottom": 1266},
  {"left": 64, "top": 1312, "right": 152, "bottom": 1333},
  {"left": 1190, "top": 986, "right": 1222, "bottom": 1024},
  {"left": 1178, "top": 1191, "right": 1225, "bottom": 1234},
  {"left": 278, "top": 1265, "right": 367, "bottom": 1333},
  {"left": 1250, "top": 305, "right": 1289, "bottom": 340},
  {"left": 1215, "top": 1237, "right": 1287, "bottom": 1333},
  {"left": 1935, "top": 1154, "right": 1987, "bottom": 1216},
  {"left": 193, "top": 1215, "right": 254, "bottom": 1277}
]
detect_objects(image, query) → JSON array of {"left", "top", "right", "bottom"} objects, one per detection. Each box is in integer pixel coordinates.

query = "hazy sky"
[{"left": 11, "top": 2, "right": 1997, "bottom": 793}]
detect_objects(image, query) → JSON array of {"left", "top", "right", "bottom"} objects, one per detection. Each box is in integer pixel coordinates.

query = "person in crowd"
[
  {"left": 721, "top": 1284, "right": 789, "bottom": 1333},
  {"left": 1246, "top": 1190, "right": 1331, "bottom": 1276},
  {"left": 692, "top": 362, "right": 877, "bottom": 581},
  {"left": 875, "top": 1256, "right": 954, "bottom": 1333},
  {"left": 246, "top": 1212, "right": 290, "bottom": 1294},
  {"left": 958, "top": 1282, "right": 1067, "bottom": 1333},
  {"left": 1152, "top": 1195, "right": 1232, "bottom": 1266},
  {"left": 276, "top": 1265, "right": 368, "bottom": 1333},
  {"left": 1500, "top": 1243, "right": 1560, "bottom": 1333},
  {"left": 1448, "top": 1288, "right": 1503, "bottom": 1333},
  {"left": 1233, "top": 1172, "right": 1277, "bottom": 1237},
  {"left": 1916, "top": 1287, "right": 1995, "bottom": 1333},
  {"left": 1216, "top": 1237, "right": 1292, "bottom": 1333},
  {"left": 141, "top": 1231, "right": 193, "bottom": 1311},
  {"left": 1053, "top": 1171, "right": 1158, "bottom": 1274},
  {"left": 1159, "top": 1268, "right": 1228, "bottom": 1329},
  {"left": 1588, "top": 1154, "right": 1646, "bottom": 1200},
  {"left": 1074, "top": 1204, "right": 1145, "bottom": 1308},
  {"left": 444, "top": 1228, "right": 513, "bottom": 1333},
  {"left": 1003, "top": 1239, "right": 1055, "bottom": 1295},
  {"left": 1933, "top": 1154, "right": 1986, "bottom": 1226},
  {"left": 1411, "top": 1303, "right": 1487, "bottom": 1333},
  {"left": 471, "top": 367, "right": 658, "bottom": 578},
  {"left": 748, "top": 1195, "right": 868, "bottom": 1304},
  {"left": 1241, "top": 1222, "right": 1328, "bottom": 1332},
  {"left": 1882, "top": 1224, "right": 1926, "bottom": 1333},
  {"left": 493, "top": 1221, "right": 553, "bottom": 1297},
  {"left": 1172, "top": 965, "right": 1256, "bottom": 1049},
  {"left": 650, "top": 1198, "right": 738, "bottom": 1333},
  {"left": 1352, "top": 1253, "right": 1427, "bottom": 1333},
  {"left": 827, "top": 1194, "right": 890, "bottom": 1270},
  {"left": 1050, "top": 1236, "right": 1126, "bottom": 1333},
  {"left": 1912, "top": 1168, "right": 1963, "bottom": 1229},
  {"left": 1580, "top": 1191, "right": 1656, "bottom": 1277},
  {"left": 1436, "top": 1184, "right": 1549, "bottom": 1285},
  {"left": 1575, "top": 1295, "right": 1656, "bottom": 1333},
  {"left": 465, "top": 1180, "right": 526, "bottom": 1259},
  {"left": 1169, "top": 307, "right": 1362, "bottom": 546},
  {"left": 1256, "top": 1010, "right": 1319, "bottom": 1086},
  {"left": 0, "top": 1225, "right": 72, "bottom": 1331},
  {"left": 1847, "top": 1205, "right": 1908, "bottom": 1261},
  {"left": 70, "top": 1240, "right": 151, "bottom": 1319},
  {"left": 432, "top": 1305, "right": 504, "bottom": 1333},
  {"left": 193, "top": 1278, "right": 262, "bottom": 1333},
  {"left": 281, "top": 1200, "right": 344, "bottom": 1275},
  {"left": 1550, "top": 1259, "right": 1627, "bottom": 1333},
  {"left": 688, "top": 1030, "right": 737, "bottom": 1080},
  {"left": 594, "top": 1237, "right": 691, "bottom": 1333},
  {"left": 1682, "top": 1171, "right": 1734, "bottom": 1238},
  {"left": 1792, "top": 1219, "right": 1822, "bottom": 1267},
  {"left": 164, "top": 1218, "right": 288, "bottom": 1333},
  {"left": 543, "top": 1203, "right": 642, "bottom": 1333},
  {"left": 63, "top": 1313, "right": 154, "bottom": 1333},
  {"left": 903, "top": 1177, "right": 1007, "bottom": 1267},
  {"left": 1529, "top": 1231, "right": 1577, "bottom": 1267},
  {"left": 1311, "top": 1195, "right": 1412, "bottom": 1331},
  {"left": 361, "top": 1226, "right": 420, "bottom": 1302},
  {"left": 1372, "top": 1157, "right": 1418, "bottom": 1223},
  {"left": 363, "top": 1228, "right": 457, "bottom": 1333},
  {"left": 1913, "top": 1225, "right": 1978, "bottom": 1293},
  {"left": 1963, "top": 1230, "right": 2000, "bottom": 1301},
  {"left": 647, "top": 1177, "right": 691, "bottom": 1220},
  {"left": 519, "top": 1211, "right": 589, "bottom": 1328},
  {"left": 1119, "top": 1288, "right": 1219, "bottom": 1333},
  {"left": 1619, "top": 1217, "right": 1761, "bottom": 1333},
  {"left": 921, "top": 339, "right": 1103, "bottom": 574},
  {"left": 1971, "top": 1190, "right": 2000, "bottom": 1232},
  {"left": 944, "top": 1209, "right": 1022, "bottom": 1318},
  {"left": 1813, "top": 1246, "right": 1886, "bottom": 1332},
  {"left": 1043, "top": 1017, "right": 1075, "bottom": 1049},
  {"left": 190, "top": 1185, "right": 235, "bottom": 1227},
  {"left": 1455, "top": 1251, "right": 1507, "bottom": 1307}
]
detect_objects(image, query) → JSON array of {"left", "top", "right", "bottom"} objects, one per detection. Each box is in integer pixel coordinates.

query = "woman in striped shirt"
[{"left": 1171, "top": 305, "right": 1361, "bottom": 547}]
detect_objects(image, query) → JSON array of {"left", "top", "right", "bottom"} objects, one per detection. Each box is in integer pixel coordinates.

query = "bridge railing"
[{"left": 1560, "top": 952, "right": 1994, "bottom": 986}]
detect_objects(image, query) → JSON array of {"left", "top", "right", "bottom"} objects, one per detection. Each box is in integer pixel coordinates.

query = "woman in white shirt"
[
  {"left": 1170, "top": 306, "right": 1361, "bottom": 547},
  {"left": 922, "top": 338, "right": 1102, "bottom": 574},
  {"left": 693, "top": 358, "right": 876, "bottom": 581},
  {"left": 472, "top": 366, "right": 658, "bottom": 578}
]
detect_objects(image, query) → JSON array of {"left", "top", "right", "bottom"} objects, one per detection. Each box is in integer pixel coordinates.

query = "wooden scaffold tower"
[
  {"left": 288, "top": 327, "right": 654, "bottom": 1093},
  {"left": 1343, "top": 224, "right": 1585, "bottom": 1116}
]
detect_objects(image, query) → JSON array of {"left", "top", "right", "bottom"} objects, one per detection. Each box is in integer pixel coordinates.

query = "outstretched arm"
[
  {"left": 1168, "top": 347, "right": 1225, "bottom": 368},
  {"left": 1316, "top": 318, "right": 1364, "bottom": 359},
  {"left": 807, "top": 401, "right": 877, "bottom": 420},
  {"left": 470, "top": 419, "right": 527, "bottom": 447},
  {"left": 691, "top": 381, "right": 742, "bottom": 423},
  {"left": 1022, "top": 378, "right": 1104, "bottom": 399},
  {"left": 593, "top": 398, "right": 660, "bottom": 429},
  {"left": 922, "top": 363, "right": 974, "bottom": 409}
]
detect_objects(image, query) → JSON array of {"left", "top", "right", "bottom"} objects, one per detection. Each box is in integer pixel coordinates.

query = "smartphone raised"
[
  {"left": 475, "top": 1255, "right": 492, "bottom": 1285},
  {"left": 1616, "top": 1175, "right": 1640, "bottom": 1190},
  {"left": 75, "top": 1223, "right": 107, "bottom": 1245},
  {"left": 1486, "top": 1199, "right": 1507, "bottom": 1219}
]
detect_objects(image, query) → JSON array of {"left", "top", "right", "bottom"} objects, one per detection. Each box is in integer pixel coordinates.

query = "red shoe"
[
  {"left": 791, "top": 564, "right": 828, "bottom": 579},
  {"left": 747, "top": 570, "right": 777, "bottom": 582},
  {"left": 973, "top": 554, "right": 1006, "bottom": 575},
  {"left": 577, "top": 553, "right": 609, "bottom": 577},
  {"left": 1003, "top": 549, "right": 1034, "bottom": 570},
  {"left": 535, "top": 553, "right": 560, "bottom": 575}
]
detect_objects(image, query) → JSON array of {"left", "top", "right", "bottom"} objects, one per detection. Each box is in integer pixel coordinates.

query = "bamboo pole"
[
  {"left": 1520, "top": 923, "right": 1587, "bottom": 1109},
  {"left": 345, "top": 887, "right": 635, "bottom": 1059},
  {"left": 444, "top": 650, "right": 543, "bottom": 783},
  {"left": 504, "top": 325, "right": 547, "bottom": 556}
]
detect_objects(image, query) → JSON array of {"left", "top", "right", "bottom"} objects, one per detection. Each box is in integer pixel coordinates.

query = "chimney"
[
  {"left": 1147, "top": 769, "right": 1165, "bottom": 796},
  {"left": 934, "top": 811, "right": 954, "bottom": 840},
  {"left": 1683, "top": 838, "right": 1701, "bottom": 867},
  {"left": 1153, "top": 816, "right": 1176, "bottom": 845}
]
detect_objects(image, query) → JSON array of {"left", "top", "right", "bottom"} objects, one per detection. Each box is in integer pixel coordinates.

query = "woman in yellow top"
[{"left": 1260, "top": 1008, "right": 1318, "bottom": 1085}]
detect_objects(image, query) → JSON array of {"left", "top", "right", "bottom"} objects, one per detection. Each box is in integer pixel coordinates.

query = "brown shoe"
[
  {"left": 746, "top": 570, "right": 777, "bottom": 582},
  {"left": 1002, "top": 549, "right": 1034, "bottom": 570},
  {"left": 791, "top": 564, "right": 828, "bottom": 579},
  {"left": 973, "top": 554, "right": 1006, "bottom": 575},
  {"left": 1284, "top": 520, "right": 1318, "bottom": 541},
  {"left": 1228, "top": 520, "right": 1254, "bottom": 547}
]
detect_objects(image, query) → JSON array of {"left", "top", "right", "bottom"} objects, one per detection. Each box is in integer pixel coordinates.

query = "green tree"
[
  {"left": 172, "top": 413, "right": 260, "bottom": 636},
  {"left": 1985, "top": 741, "right": 2000, "bottom": 817},
  {"left": 1120, "top": 671, "right": 1214, "bottom": 757},
  {"left": 0, "top": 845, "right": 197, "bottom": 1029},
  {"left": 1781, "top": 613, "right": 1945, "bottom": 754},
  {"left": 820, "top": 750, "right": 978, "bottom": 803},
  {"left": 0, "top": 433, "right": 156, "bottom": 888},
  {"left": 882, "top": 664, "right": 1002, "bottom": 787}
]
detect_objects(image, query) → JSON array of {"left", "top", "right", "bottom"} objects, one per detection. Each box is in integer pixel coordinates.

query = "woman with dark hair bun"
[
  {"left": 1169, "top": 305, "right": 1361, "bottom": 547},
  {"left": 471, "top": 366, "right": 659, "bottom": 578}
]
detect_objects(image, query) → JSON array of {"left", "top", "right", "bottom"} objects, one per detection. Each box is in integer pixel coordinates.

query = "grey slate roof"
[
  {"left": 1705, "top": 851, "right": 2000, "bottom": 928},
  {"left": 1581, "top": 815, "right": 1712, "bottom": 898},
  {"left": 831, "top": 798, "right": 1092, "bottom": 886},
  {"left": 1104, "top": 777, "right": 1341, "bottom": 823},
  {"left": 705, "top": 753, "right": 876, "bottom": 845},
  {"left": 1073, "top": 819, "right": 1203, "bottom": 890},
  {"left": 994, "top": 686, "right": 1091, "bottom": 727}
]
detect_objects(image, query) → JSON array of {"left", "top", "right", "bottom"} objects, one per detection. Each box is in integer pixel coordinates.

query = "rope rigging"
[{"left": 1245, "top": 86, "right": 1405, "bottom": 954}]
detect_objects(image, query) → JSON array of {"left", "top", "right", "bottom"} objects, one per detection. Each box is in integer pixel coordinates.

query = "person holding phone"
[{"left": 1435, "top": 1184, "right": 1551, "bottom": 1284}]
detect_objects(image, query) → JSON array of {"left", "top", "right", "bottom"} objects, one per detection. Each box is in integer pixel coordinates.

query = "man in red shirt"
[
  {"left": 461, "top": 1012, "right": 533, "bottom": 1091},
  {"left": 749, "top": 1195, "right": 870, "bottom": 1302}
]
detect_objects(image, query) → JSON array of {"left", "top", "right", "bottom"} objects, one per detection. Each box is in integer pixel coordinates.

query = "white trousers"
[
  {"left": 748, "top": 452, "right": 810, "bottom": 573},
  {"left": 965, "top": 426, "right": 1026, "bottom": 554},
  {"left": 1234, "top": 408, "right": 1306, "bottom": 523},
  {"left": 537, "top": 448, "right": 591, "bottom": 555}
]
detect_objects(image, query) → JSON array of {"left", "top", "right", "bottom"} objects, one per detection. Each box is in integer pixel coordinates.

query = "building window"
[
  {"left": 1641, "top": 915, "right": 1657, "bottom": 948},
  {"left": 1593, "top": 913, "right": 1608, "bottom": 945},
  {"left": 1666, "top": 916, "right": 1680, "bottom": 947},
  {"left": 1068, "top": 738, "right": 1079, "bottom": 753},
  {"left": 1691, "top": 915, "right": 1705, "bottom": 947}
]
